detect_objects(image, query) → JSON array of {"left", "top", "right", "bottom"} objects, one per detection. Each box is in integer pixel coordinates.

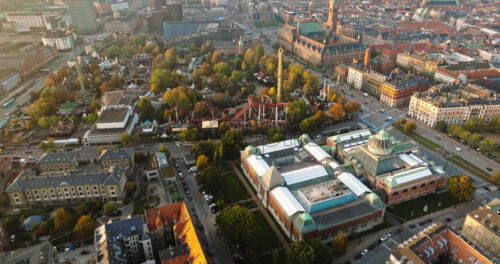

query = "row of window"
[{"left": 392, "top": 181, "right": 435, "bottom": 196}]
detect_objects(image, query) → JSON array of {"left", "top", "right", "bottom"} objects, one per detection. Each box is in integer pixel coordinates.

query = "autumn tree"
[
  {"left": 200, "top": 62, "right": 213, "bottom": 76},
  {"left": 164, "top": 48, "right": 178, "bottom": 69},
  {"left": 403, "top": 120, "right": 417, "bottom": 133},
  {"left": 211, "top": 51, "right": 223, "bottom": 65},
  {"left": 179, "top": 128, "right": 199, "bottom": 142},
  {"left": 447, "top": 175, "right": 475, "bottom": 201},
  {"left": 74, "top": 215, "right": 96, "bottom": 239},
  {"left": 492, "top": 171, "right": 500, "bottom": 186},
  {"left": 329, "top": 103, "right": 345, "bottom": 121},
  {"left": 196, "top": 155, "right": 209, "bottom": 171},
  {"left": 332, "top": 233, "right": 347, "bottom": 255},
  {"left": 344, "top": 101, "right": 360, "bottom": 115},
  {"left": 314, "top": 110, "right": 327, "bottom": 127},
  {"left": 54, "top": 208, "right": 73, "bottom": 232}
]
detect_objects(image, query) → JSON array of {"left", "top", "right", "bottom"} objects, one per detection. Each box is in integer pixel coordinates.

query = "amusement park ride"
[{"left": 163, "top": 48, "right": 289, "bottom": 129}]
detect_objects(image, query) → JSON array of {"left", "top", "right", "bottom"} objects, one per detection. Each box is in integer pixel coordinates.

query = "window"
[
  {"left": 411, "top": 186, "right": 417, "bottom": 190},
  {"left": 402, "top": 189, "right": 408, "bottom": 193},
  {"left": 393, "top": 192, "right": 399, "bottom": 196},
  {"left": 421, "top": 183, "right": 426, "bottom": 187},
  {"left": 429, "top": 181, "right": 434, "bottom": 185}
]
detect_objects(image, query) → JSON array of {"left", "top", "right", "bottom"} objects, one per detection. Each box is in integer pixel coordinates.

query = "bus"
[{"left": 2, "top": 99, "right": 15, "bottom": 108}]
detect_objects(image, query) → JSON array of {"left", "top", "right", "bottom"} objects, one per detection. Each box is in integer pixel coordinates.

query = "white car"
[
  {"left": 380, "top": 235, "right": 389, "bottom": 241},
  {"left": 361, "top": 249, "right": 369, "bottom": 256},
  {"left": 189, "top": 166, "right": 197, "bottom": 173},
  {"left": 455, "top": 147, "right": 461, "bottom": 151}
]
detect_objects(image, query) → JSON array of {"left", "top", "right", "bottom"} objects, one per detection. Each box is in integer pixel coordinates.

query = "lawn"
[
  {"left": 252, "top": 212, "right": 280, "bottom": 251},
  {"left": 386, "top": 192, "right": 462, "bottom": 221},
  {"left": 393, "top": 125, "right": 440, "bottom": 150},
  {"left": 221, "top": 173, "right": 250, "bottom": 203},
  {"left": 447, "top": 155, "right": 491, "bottom": 181}
]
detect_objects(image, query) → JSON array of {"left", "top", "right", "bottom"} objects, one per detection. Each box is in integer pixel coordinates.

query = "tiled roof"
[{"left": 38, "top": 152, "right": 76, "bottom": 164}]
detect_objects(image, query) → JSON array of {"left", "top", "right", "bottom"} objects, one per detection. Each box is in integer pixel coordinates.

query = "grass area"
[
  {"left": 222, "top": 173, "right": 250, "bottom": 203},
  {"left": 348, "top": 218, "right": 393, "bottom": 241},
  {"left": 447, "top": 155, "right": 492, "bottom": 180},
  {"left": 387, "top": 192, "right": 462, "bottom": 221},
  {"left": 254, "top": 20, "right": 282, "bottom": 28},
  {"left": 393, "top": 124, "right": 440, "bottom": 150},
  {"left": 259, "top": 253, "right": 274, "bottom": 264},
  {"left": 253, "top": 212, "right": 280, "bottom": 251},
  {"left": 241, "top": 200, "right": 256, "bottom": 209}
]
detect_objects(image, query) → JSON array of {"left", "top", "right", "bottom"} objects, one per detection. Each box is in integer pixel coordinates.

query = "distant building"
[
  {"left": 146, "top": 152, "right": 169, "bottom": 181},
  {"left": 165, "top": 4, "right": 183, "bottom": 21},
  {"left": 105, "top": 10, "right": 139, "bottom": 38},
  {"left": 347, "top": 66, "right": 387, "bottom": 98},
  {"left": 6, "top": 13, "right": 51, "bottom": 33},
  {"left": 241, "top": 135, "right": 386, "bottom": 241},
  {"left": 68, "top": 0, "right": 97, "bottom": 34},
  {"left": 462, "top": 199, "right": 500, "bottom": 257},
  {"left": 95, "top": 215, "right": 154, "bottom": 264},
  {"left": 0, "top": 241, "right": 56, "bottom": 264},
  {"left": 396, "top": 52, "right": 438, "bottom": 74},
  {"left": 408, "top": 84, "right": 500, "bottom": 127},
  {"left": 5, "top": 165, "right": 127, "bottom": 207},
  {"left": 380, "top": 71, "right": 431, "bottom": 108},
  {"left": 390, "top": 222, "right": 495, "bottom": 264},
  {"left": 42, "top": 30, "right": 73, "bottom": 51}
]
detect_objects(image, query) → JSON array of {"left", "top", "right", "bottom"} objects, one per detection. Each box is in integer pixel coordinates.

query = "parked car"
[
  {"left": 361, "top": 249, "right": 369, "bottom": 256},
  {"left": 81, "top": 250, "right": 90, "bottom": 255},
  {"left": 189, "top": 166, "right": 197, "bottom": 173},
  {"left": 393, "top": 228, "right": 401, "bottom": 234},
  {"left": 444, "top": 217, "right": 452, "bottom": 222},
  {"left": 426, "top": 218, "right": 432, "bottom": 224},
  {"left": 354, "top": 254, "right": 362, "bottom": 260},
  {"left": 10, "top": 234, "right": 15, "bottom": 243},
  {"left": 409, "top": 224, "right": 416, "bottom": 229},
  {"left": 380, "top": 235, "right": 388, "bottom": 241},
  {"left": 487, "top": 167, "right": 493, "bottom": 172},
  {"left": 418, "top": 221, "right": 426, "bottom": 226},
  {"left": 367, "top": 244, "right": 376, "bottom": 250}
]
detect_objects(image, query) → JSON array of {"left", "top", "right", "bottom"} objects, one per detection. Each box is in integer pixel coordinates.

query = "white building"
[
  {"left": 408, "top": 84, "right": 500, "bottom": 127},
  {"left": 146, "top": 152, "right": 169, "bottom": 181},
  {"left": 347, "top": 66, "right": 364, "bottom": 89},
  {"left": 42, "top": 30, "right": 73, "bottom": 51},
  {"left": 6, "top": 13, "right": 51, "bottom": 32},
  {"left": 434, "top": 67, "right": 458, "bottom": 84}
]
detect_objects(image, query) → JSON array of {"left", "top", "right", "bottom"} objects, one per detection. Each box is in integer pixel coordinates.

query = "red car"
[{"left": 444, "top": 217, "right": 451, "bottom": 222}]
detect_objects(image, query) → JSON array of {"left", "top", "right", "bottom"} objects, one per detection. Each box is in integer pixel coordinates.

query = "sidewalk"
[
  {"left": 231, "top": 163, "right": 291, "bottom": 251},
  {"left": 333, "top": 200, "right": 482, "bottom": 264}
]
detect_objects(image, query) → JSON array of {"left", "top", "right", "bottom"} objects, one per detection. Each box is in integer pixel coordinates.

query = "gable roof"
[{"left": 261, "top": 166, "right": 283, "bottom": 189}]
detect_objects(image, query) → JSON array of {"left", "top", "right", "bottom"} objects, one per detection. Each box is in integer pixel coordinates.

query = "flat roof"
[
  {"left": 97, "top": 107, "right": 129, "bottom": 123},
  {"left": 337, "top": 172, "right": 371, "bottom": 196},
  {"left": 304, "top": 142, "right": 332, "bottom": 162},
  {"left": 257, "top": 139, "right": 300, "bottom": 155},
  {"left": 282, "top": 164, "right": 328, "bottom": 186}
]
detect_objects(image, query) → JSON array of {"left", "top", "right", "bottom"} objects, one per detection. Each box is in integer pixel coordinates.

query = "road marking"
[
  {"left": 451, "top": 218, "right": 465, "bottom": 225},
  {"left": 381, "top": 243, "right": 392, "bottom": 251}
]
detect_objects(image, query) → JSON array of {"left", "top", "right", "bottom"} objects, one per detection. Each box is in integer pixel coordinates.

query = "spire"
[
  {"left": 297, "top": 21, "right": 301, "bottom": 36},
  {"left": 326, "top": 0, "right": 338, "bottom": 33}
]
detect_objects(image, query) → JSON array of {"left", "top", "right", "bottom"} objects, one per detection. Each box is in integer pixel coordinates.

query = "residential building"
[
  {"left": 380, "top": 71, "right": 431, "bottom": 108},
  {"left": 0, "top": 69, "right": 21, "bottom": 93},
  {"left": 461, "top": 199, "right": 500, "bottom": 256},
  {"left": 37, "top": 152, "right": 79, "bottom": 175},
  {"left": 408, "top": 84, "right": 500, "bottom": 127},
  {"left": 434, "top": 67, "right": 458, "bottom": 84},
  {"left": 68, "top": 0, "right": 97, "bottom": 34},
  {"left": 396, "top": 52, "right": 438, "bottom": 74},
  {"left": 347, "top": 66, "right": 387, "bottom": 97},
  {"left": 99, "top": 149, "right": 134, "bottom": 174},
  {"left": 347, "top": 66, "right": 363, "bottom": 90},
  {"left": 95, "top": 216, "right": 154, "bottom": 264},
  {"left": 328, "top": 129, "right": 447, "bottom": 205},
  {"left": 241, "top": 135, "right": 386, "bottom": 241},
  {"left": 5, "top": 165, "right": 127, "bottom": 207},
  {"left": 6, "top": 13, "right": 51, "bottom": 33},
  {"left": 390, "top": 222, "right": 496, "bottom": 264},
  {"left": 42, "top": 30, "right": 73, "bottom": 51},
  {"left": 105, "top": 10, "right": 139, "bottom": 38},
  {"left": 146, "top": 152, "right": 169, "bottom": 181},
  {"left": 145, "top": 203, "right": 208, "bottom": 264}
]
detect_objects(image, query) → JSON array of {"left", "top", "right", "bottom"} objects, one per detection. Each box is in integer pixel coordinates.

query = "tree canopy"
[
  {"left": 447, "top": 175, "right": 475, "bottom": 201},
  {"left": 215, "top": 205, "right": 259, "bottom": 250}
]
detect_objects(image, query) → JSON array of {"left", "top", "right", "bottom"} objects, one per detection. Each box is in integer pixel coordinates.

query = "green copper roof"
[
  {"left": 292, "top": 22, "right": 324, "bottom": 35},
  {"left": 392, "top": 142, "right": 417, "bottom": 153}
]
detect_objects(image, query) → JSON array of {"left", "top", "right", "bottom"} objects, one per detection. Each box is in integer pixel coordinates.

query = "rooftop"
[{"left": 97, "top": 107, "right": 129, "bottom": 123}]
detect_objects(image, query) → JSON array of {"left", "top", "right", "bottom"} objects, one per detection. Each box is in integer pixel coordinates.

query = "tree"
[
  {"left": 288, "top": 240, "right": 332, "bottom": 264},
  {"left": 137, "top": 98, "right": 155, "bottom": 121},
  {"left": 179, "top": 128, "right": 199, "bottom": 142},
  {"left": 164, "top": 48, "right": 178, "bottom": 69},
  {"left": 332, "top": 233, "right": 347, "bottom": 255},
  {"left": 221, "top": 129, "right": 244, "bottom": 159},
  {"left": 196, "top": 155, "right": 209, "bottom": 171},
  {"left": 54, "top": 208, "right": 73, "bottom": 232},
  {"left": 314, "top": 110, "right": 327, "bottom": 127},
  {"left": 86, "top": 113, "right": 97, "bottom": 124},
  {"left": 213, "top": 61, "right": 229, "bottom": 76},
  {"left": 300, "top": 116, "right": 317, "bottom": 133},
  {"left": 76, "top": 203, "right": 89, "bottom": 216},
  {"left": 218, "top": 121, "right": 231, "bottom": 136},
  {"left": 104, "top": 201, "right": 118, "bottom": 215},
  {"left": 447, "top": 175, "right": 475, "bottom": 201},
  {"left": 26, "top": 97, "right": 58, "bottom": 121},
  {"left": 91, "top": 100, "right": 101, "bottom": 113},
  {"left": 74, "top": 215, "right": 96, "bottom": 239},
  {"left": 97, "top": 145, "right": 106, "bottom": 155},
  {"left": 150, "top": 69, "right": 174, "bottom": 93},
  {"left": 30, "top": 91, "right": 40, "bottom": 101},
  {"left": 0, "top": 193, "right": 9, "bottom": 208},
  {"left": 479, "top": 138, "right": 494, "bottom": 153},
  {"left": 435, "top": 121, "right": 448, "bottom": 133},
  {"left": 491, "top": 171, "right": 500, "bottom": 186},
  {"left": 39, "top": 141, "right": 48, "bottom": 149},
  {"left": 215, "top": 205, "right": 259, "bottom": 250},
  {"left": 211, "top": 51, "right": 223, "bottom": 65},
  {"left": 191, "top": 140, "right": 217, "bottom": 161},
  {"left": 447, "top": 124, "right": 463, "bottom": 137},
  {"left": 2, "top": 215, "right": 20, "bottom": 234},
  {"left": 463, "top": 120, "right": 476, "bottom": 132},
  {"left": 197, "top": 166, "right": 223, "bottom": 195},
  {"left": 344, "top": 101, "right": 361, "bottom": 115},
  {"left": 125, "top": 181, "right": 136, "bottom": 194},
  {"left": 403, "top": 120, "right": 417, "bottom": 133},
  {"left": 289, "top": 100, "right": 308, "bottom": 123},
  {"left": 200, "top": 62, "right": 213, "bottom": 76},
  {"left": 466, "top": 133, "right": 482, "bottom": 147},
  {"left": 329, "top": 103, "right": 345, "bottom": 122},
  {"left": 120, "top": 133, "right": 141, "bottom": 146}
]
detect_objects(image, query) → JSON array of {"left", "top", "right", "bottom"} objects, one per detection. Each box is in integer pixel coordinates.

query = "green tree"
[
  {"left": 54, "top": 208, "right": 73, "bottom": 232},
  {"left": 213, "top": 62, "right": 230, "bottom": 76},
  {"left": 2, "top": 215, "right": 20, "bottom": 234},
  {"left": 218, "top": 121, "right": 231, "bottom": 136},
  {"left": 74, "top": 215, "right": 96, "bottom": 239},
  {"left": 332, "top": 232, "right": 347, "bottom": 255},
  {"left": 179, "top": 128, "right": 199, "bottom": 142},
  {"left": 39, "top": 141, "right": 48, "bottom": 149},
  {"left": 466, "top": 133, "right": 482, "bottom": 147},
  {"left": 191, "top": 140, "right": 217, "bottom": 160},
  {"left": 463, "top": 120, "right": 476, "bottom": 132},
  {"left": 91, "top": 99, "right": 101, "bottom": 113},
  {"left": 221, "top": 129, "right": 244, "bottom": 159},
  {"left": 150, "top": 69, "right": 174, "bottom": 93},
  {"left": 403, "top": 120, "right": 417, "bottom": 133},
  {"left": 97, "top": 145, "right": 106, "bottom": 155},
  {"left": 137, "top": 98, "right": 155, "bottom": 121},
  {"left": 289, "top": 100, "right": 308, "bottom": 123},
  {"left": 86, "top": 113, "right": 97, "bottom": 124},
  {"left": 447, "top": 175, "right": 475, "bottom": 201},
  {"left": 120, "top": 133, "right": 141, "bottom": 146},
  {"left": 197, "top": 166, "right": 223, "bottom": 195},
  {"left": 0, "top": 193, "right": 9, "bottom": 208},
  {"left": 125, "top": 181, "right": 136, "bottom": 194},
  {"left": 447, "top": 124, "right": 463, "bottom": 137},
  {"left": 479, "top": 138, "right": 494, "bottom": 153},
  {"left": 435, "top": 121, "right": 448, "bottom": 132},
  {"left": 104, "top": 201, "right": 118, "bottom": 215},
  {"left": 288, "top": 239, "right": 332, "bottom": 264},
  {"left": 215, "top": 205, "right": 259, "bottom": 250},
  {"left": 75, "top": 203, "right": 89, "bottom": 216},
  {"left": 299, "top": 116, "right": 317, "bottom": 133}
]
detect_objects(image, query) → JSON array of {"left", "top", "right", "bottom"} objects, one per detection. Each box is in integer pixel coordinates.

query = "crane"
[{"left": 67, "top": 26, "right": 90, "bottom": 103}]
